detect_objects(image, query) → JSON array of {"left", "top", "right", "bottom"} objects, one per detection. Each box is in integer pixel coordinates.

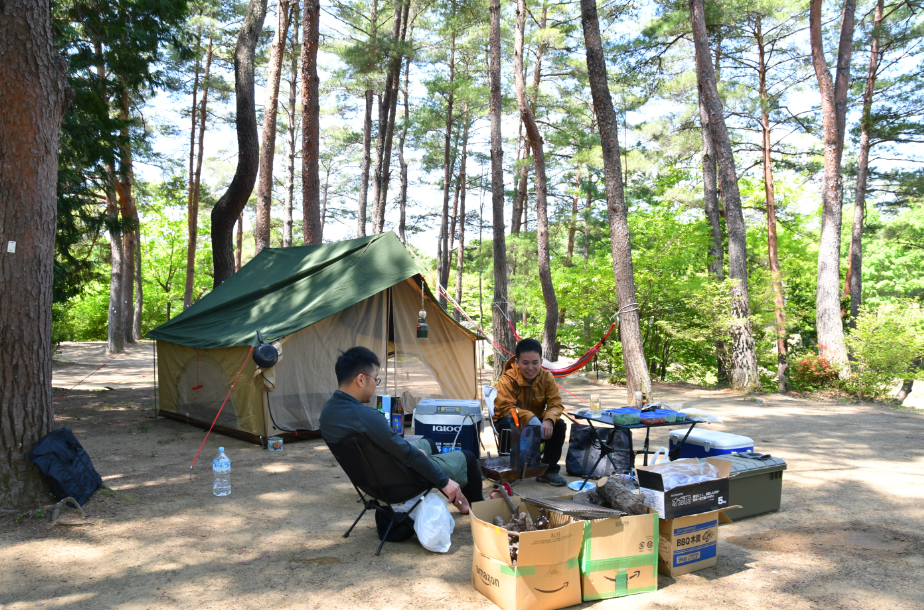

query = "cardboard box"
[
  {"left": 579, "top": 513, "right": 659, "bottom": 601},
  {"left": 637, "top": 457, "right": 733, "bottom": 519},
  {"left": 657, "top": 507, "right": 736, "bottom": 577},
  {"left": 470, "top": 498, "right": 584, "bottom": 610}
]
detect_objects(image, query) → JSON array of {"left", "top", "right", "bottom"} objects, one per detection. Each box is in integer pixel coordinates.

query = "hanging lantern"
[{"left": 417, "top": 279, "right": 429, "bottom": 339}]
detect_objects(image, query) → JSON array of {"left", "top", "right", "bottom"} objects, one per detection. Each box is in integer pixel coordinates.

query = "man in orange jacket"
[{"left": 493, "top": 338, "right": 568, "bottom": 486}]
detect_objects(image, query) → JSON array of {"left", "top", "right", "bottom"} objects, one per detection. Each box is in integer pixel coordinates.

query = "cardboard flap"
[
  {"left": 471, "top": 498, "right": 517, "bottom": 565},
  {"left": 470, "top": 499, "right": 582, "bottom": 567}
]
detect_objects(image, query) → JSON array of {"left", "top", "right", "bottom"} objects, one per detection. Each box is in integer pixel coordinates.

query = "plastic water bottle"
[{"left": 213, "top": 447, "right": 231, "bottom": 496}]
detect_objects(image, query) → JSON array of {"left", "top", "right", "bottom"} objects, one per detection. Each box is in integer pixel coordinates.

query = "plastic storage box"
[
  {"left": 668, "top": 429, "right": 753, "bottom": 459},
  {"left": 412, "top": 399, "right": 483, "bottom": 457},
  {"left": 607, "top": 408, "right": 641, "bottom": 425},
  {"left": 708, "top": 454, "right": 786, "bottom": 520}
]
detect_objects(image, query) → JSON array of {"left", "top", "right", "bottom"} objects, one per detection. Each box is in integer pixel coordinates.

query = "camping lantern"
[{"left": 417, "top": 308, "right": 429, "bottom": 339}]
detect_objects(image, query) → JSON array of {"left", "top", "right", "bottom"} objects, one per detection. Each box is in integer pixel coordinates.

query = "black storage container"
[{"left": 709, "top": 454, "right": 786, "bottom": 520}]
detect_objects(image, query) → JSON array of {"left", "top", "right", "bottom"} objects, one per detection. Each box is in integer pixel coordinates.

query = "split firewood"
[
  {"left": 493, "top": 515, "right": 506, "bottom": 527},
  {"left": 573, "top": 487, "right": 605, "bottom": 506},
  {"left": 535, "top": 510, "right": 550, "bottom": 530}
]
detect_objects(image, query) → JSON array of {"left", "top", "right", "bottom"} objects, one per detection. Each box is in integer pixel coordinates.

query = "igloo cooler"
[
  {"left": 709, "top": 454, "right": 787, "bottom": 520},
  {"left": 412, "top": 399, "right": 483, "bottom": 458},
  {"left": 668, "top": 428, "right": 753, "bottom": 459}
]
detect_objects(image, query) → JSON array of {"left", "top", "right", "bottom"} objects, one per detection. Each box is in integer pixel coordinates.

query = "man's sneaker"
[{"left": 536, "top": 471, "right": 567, "bottom": 487}]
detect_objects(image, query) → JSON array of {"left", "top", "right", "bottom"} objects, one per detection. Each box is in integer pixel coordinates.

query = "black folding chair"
[{"left": 325, "top": 435, "right": 434, "bottom": 556}]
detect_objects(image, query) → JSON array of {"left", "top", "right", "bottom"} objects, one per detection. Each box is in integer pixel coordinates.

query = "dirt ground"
[{"left": 2, "top": 342, "right": 923, "bottom": 610}]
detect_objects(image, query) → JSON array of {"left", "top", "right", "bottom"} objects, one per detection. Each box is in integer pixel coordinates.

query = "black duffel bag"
[
  {"left": 566, "top": 423, "right": 632, "bottom": 478},
  {"left": 29, "top": 427, "right": 102, "bottom": 505}
]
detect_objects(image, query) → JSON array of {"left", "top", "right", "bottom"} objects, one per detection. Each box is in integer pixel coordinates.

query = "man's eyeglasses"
[{"left": 361, "top": 373, "right": 382, "bottom": 386}]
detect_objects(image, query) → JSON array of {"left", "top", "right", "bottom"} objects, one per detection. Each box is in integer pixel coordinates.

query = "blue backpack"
[{"left": 29, "top": 427, "right": 102, "bottom": 505}]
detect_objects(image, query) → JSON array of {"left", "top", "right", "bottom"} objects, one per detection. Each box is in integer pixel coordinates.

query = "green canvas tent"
[{"left": 148, "top": 233, "right": 480, "bottom": 443}]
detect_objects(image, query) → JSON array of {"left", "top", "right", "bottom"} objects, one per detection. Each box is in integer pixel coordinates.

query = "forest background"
[{"left": 50, "top": 0, "right": 924, "bottom": 399}]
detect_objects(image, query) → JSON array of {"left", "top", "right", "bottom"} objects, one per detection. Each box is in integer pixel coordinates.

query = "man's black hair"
[
  {"left": 515, "top": 338, "right": 542, "bottom": 359},
  {"left": 335, "top": 346, "right": 381, "bottom": 385}
]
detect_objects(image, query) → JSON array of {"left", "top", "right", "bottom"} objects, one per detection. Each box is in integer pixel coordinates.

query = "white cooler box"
[
  {"left": 412, "top": 399, "right": 483, "bottom": 457},
  {"left": 669, "top": 429, "right": 753, "bottom": 459}
]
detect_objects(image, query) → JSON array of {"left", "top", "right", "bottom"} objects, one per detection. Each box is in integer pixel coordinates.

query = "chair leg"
[
  {"left": 344, "top": 501, "right": 371, "bottom": 538},
  {"left": 374, "top": 519, "right": 396, "bottom": 556}
]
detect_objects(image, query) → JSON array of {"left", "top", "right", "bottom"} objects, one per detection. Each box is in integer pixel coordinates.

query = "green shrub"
[{"left": 843, "top": 302, "right": 924, "bottom": 400}]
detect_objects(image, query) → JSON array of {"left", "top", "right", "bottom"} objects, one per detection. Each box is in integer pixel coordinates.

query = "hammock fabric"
[{"left": 507, "top": 319, "right": 616, "bottom": 379}]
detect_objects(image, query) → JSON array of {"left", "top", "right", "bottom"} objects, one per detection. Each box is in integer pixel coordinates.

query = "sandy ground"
[{"left": 1, "top": 344, "right": 923, "bottom": 610}]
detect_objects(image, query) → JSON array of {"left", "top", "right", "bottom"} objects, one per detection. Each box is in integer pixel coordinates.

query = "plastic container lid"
[
  {"left": 668, "top": 429, "right": 753, "bottom": 449},
  {"left": 219, "top": 447, "right": 225, "bottom": 451}
]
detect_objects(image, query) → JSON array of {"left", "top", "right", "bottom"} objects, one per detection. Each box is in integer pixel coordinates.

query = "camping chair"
[{"left": 325, "top": 434, "right": 434, "bottom": 556}]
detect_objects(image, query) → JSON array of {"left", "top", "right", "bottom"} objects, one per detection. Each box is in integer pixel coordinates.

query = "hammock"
[
  {"left": 432, "top": 283, "right": 615, "bottom": 380},
  {"left": 507, "top": 319, "right": 616, "bottom": 379}
]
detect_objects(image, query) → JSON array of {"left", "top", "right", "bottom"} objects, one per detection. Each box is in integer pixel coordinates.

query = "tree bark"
[
  {"left": 397, "top": 53, "right": 411, "bottom": 244},
  {"left": 845, "top": 0, "right": 882, "bottom": 328},
  {"left": 184, "top": 33, "right": 213, "bottom": 308},
  {"left": 455, "top": 104, "right": 469, "bottom": 322},
  {"left": 809, "top": 0, "right": 856, "bottom": 368},
  {"left": 211, "top": 0, "right": 268, "bottom": 286},
  {"left": 756, "top": 17, "right": 788, "bottom": 392},
  {"left": 283, "top": 4, "right": 300, "bottom": 248},
  {"left": 301, "top": 0, "right": 321, "bottom": 245},
  {"left": 358, "top": 91, "right": 373, "bottom": 238},
  {"left": 489, "top": 0, "right": 517, "bottom": 375},
  {"left": 184, "top": 25, "right": 202, "bottom": 305},
  {"left": 690, "top": 0, "right": 759, "bottom": 390},
  {"left": 321, "top": 162, "right": 331, "bottom": 239},
  {"left": 515, "top": 0, "right": 558, "bottom": 359},
  {"left": 512, "top": 121, "right": 528, "bottom": 235},
  {"left": 581, "top": 0, "right": 652, "bottom": 401},
  {"left": 0, "top": 0, "right": 69, "bottom": 508},
  {"left": 133, "top": 228, "right": 143, "bottom": 341},
  {"left": 255, "top": 0, "right": 292, "bottom": 254},
  {"left": 438, "top": 31, "right": 457, "bottom": 306},
  {"left": 235, "top": 213, "right": 243, "bottom": 270},
  {"left": 117, "top": 88, "right": 138, "bottom": 344}
]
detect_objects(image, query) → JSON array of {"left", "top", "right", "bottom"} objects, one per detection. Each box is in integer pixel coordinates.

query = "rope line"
[
  {"left": 189, "top": 347, "right": 255, "bottom": 470},
  {"left": 53, "top": 343, "right": 141, "bottom": 403}
]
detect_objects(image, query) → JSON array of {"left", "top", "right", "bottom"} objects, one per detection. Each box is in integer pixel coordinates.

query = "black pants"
[
  {"left": 494, "top": 417, "right": 567, "bottom": 475},
  {"left": 421, "top": 439, "right": 484, "bottom": 503}
]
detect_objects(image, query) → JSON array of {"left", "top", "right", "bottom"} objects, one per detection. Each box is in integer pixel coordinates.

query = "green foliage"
[
  {"left": 842, "top": 303, "right": 924, "bottom": 400},
  {"left": 790, "top": 351, "right": 841, "bottom": 392}
]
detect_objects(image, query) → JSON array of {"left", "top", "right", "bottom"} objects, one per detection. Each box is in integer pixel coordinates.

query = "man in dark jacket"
[
  {"left": 493, "top": 338, "right": 568, "bottom": 486},
  {"left": 320, "top": 346, "right": 483, "bottom": 511}
]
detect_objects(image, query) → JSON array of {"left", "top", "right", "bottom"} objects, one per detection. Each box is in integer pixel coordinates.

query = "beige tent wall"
[
  {"left": 156, "top": 342, "right": 264, "bottom": 437},
  {"left": 385, "top": 278, "right": 477, "bottom": 412},
  {"left": 269, "top": 291, "right": 388, "bottom": 431}
]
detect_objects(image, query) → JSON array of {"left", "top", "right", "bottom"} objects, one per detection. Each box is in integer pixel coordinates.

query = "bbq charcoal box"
[
  {"left": 636, "top": 457, "right": 733, "bottom": 519},
  {"left": 470, "top": 498, "right": 584, "bottom": 610},
  {"left": 657, "top": 507, "right": 737, "bottom": 577},
  {"left": 578, "top": 512, "right": 659, "bottom": 601}
]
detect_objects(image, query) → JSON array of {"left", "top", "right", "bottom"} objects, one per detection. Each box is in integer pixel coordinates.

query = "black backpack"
[
  {"left": 566, "top": 423, "right": 631, "bottom": 478},
  {"left": 29, "top": 427, "right": 102, "bottom": 505}
]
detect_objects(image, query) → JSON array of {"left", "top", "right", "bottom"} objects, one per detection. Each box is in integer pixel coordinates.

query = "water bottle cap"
[{"left": 219, "top": 447, "right": 225, "bottom": 451}]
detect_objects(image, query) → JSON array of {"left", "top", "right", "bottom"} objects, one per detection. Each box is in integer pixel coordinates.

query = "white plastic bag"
[{"left": 412, "top": 493, "right": 455, "bottom": 553}]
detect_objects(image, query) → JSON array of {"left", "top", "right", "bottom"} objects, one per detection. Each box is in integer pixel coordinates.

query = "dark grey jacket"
[{"left": 319, "top": 390, "right": 449, "bottom": 489}]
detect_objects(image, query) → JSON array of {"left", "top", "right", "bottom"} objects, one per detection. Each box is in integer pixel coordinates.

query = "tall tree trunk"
[
  {"left": 515, "top": 0, "right": 557, "bottom": 359},
  {"left": 117, "top": 88, "right": 137, "bottom": 344},
  {"left": 211, "top": 0, "right": 268, "bottom": 286},
  {"left": 756, "top": 18, "right": 788, "bottom": 392},
  {"left": 512, "top": 122, "right": 527, "bottom": 234},
  {"left": 397, "top": 53, "right": 411, "bottom": 244},
  {"left": 321, "top": 163, "right": 331, "bottom": 239},
  {"left": 455, "top": 104, "right": 469, "bottom": 322},
  {"left": 184, "top": 33, "right": 213, "bottom": 308},
  {"left": 697, "top": 86, "right": 729, "bottom": 384},
  {"left": 255, "top": 0, "right": 292, "bottom": 254},
  {"left": 133, "top": 231, "right": 143, "bottom": 340},
  {"left": 372, "top": 0, "right": 410, "bottom": 234},
  {"left": 283, "top": 4, "right": 300, "bottom": 248},
  {"left": 845, "top": 0, "right": 882, "bottom": 328},
  {"left": 184, "top": 25, "right": 202, "bottom": 306},
  {"left": 567, "top": 167, "right": 580, "bottom": 264},
  {"left": 810, "top": 0, "right": 856, "bottom": 369},
  {"left": 690, "top": 0, "right": 758, "bottom": 390},
  {"left": 438, "top": 31, "right": 457, "bottom": 305},
  {"left": 0, "top": 0, "right": 69, "bottom": 508},
  {"left": 95, "top": 46, "right": 123, "bottom": 354},
  {"left": 235, "top": 213, "right": 243, "bottom": 270},
  {"left": 489, "top": 0, "right": 516, "bottom": 375},
  {"left": 356, "top": 0, "right": 377, "bottom": 239},
  {"left": 580, "top": 0, "right": 651, "bottom": 401},
  {"left": 301, "top": 0, "right": 321, "bottom": 245}
]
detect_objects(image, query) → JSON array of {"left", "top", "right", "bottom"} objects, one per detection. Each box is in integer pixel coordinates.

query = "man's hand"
[
  {"left": 542, "top": 419, "right": 554, "bottom": 440},
  {"left": 441, "top": 479, "right": 470, "bottom": 514}
]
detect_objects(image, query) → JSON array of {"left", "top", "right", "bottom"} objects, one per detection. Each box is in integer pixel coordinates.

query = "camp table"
[{"left": 571, "top": 412, "right": 698, "bottom": 489}]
